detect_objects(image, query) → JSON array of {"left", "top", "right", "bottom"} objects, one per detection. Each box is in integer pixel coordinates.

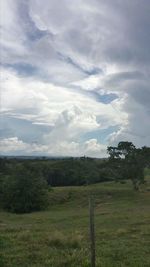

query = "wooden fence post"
[{"left": 89, "top": 195, "right": 96, "bottom": 267}]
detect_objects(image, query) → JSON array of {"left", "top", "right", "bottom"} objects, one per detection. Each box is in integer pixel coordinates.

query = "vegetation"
[
  {"left": 0, "top": 181, "right": 150, "bottom": 267},
  {"left": 0, "top": 141, "right": 150, "bottom": 265},
  {"left": 0, "top": 142, "right": 149, "bottom": 192},
  {"left": 0, "top": 166, "right": 49, "bottom": 213},
  {"left": 0, "top": 141, "right": 149, "bottom": 214},
  {"left": 107, "top": 142, "right": 150, "bottom": 191},
  {"left": 0, "top": 157, "right": 110, "bottom": 188}
]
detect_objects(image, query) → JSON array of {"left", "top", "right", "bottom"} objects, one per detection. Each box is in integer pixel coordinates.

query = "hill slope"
[{"left": 0, "top": 181, "right": 150, "bottom": 267}]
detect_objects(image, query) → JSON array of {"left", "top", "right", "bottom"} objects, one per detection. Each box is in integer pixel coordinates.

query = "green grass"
[{"left": 0, "top": 180, "right": 150, "bottom": 267}]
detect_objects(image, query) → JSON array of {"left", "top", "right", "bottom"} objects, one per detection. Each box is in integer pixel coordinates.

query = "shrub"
[{"left": 1, "top": 166, "right": 49, "bottom": 213}]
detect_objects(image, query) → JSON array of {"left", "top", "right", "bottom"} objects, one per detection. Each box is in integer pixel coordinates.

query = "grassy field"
[{"left": 0, "top": 179, "right": 150, "bottom": 267}]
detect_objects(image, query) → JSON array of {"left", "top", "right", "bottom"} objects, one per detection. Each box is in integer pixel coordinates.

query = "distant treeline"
[
  {"left": 0, "top": 142, "right": 150, "bottom": 189},
  {"left": 0, "top": 142, "right": 150, "bottom": 213},
  {"left": 0, "top": 157, "right": 113, "bottom": 187}
]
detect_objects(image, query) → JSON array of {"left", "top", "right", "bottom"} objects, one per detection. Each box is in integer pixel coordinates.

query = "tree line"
[{"left": 0, "top": 141, "right": 149, "bottom": 213}]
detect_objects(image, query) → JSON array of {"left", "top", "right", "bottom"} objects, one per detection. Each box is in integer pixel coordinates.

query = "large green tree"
[{"left": 107, "top": 141, "right": 150, "bottom": 190}]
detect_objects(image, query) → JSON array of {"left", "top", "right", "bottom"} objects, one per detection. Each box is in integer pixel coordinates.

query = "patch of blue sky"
[
  {"left": 57, "top": 52, "right": 102, "bottom": 76},
  {"left": 3, "top": 63, "right": 38, "bottom": 77},
  {"left": 70, "top": 84, "right": 118, "bottom": 104},
  {"left": 97, "top": 93, "right": 118, "bottom": 104},
  {"left": 0, "top": 115, "right": 51, "bottom": 143},
  {"left": 73, "top": 86, "right": 118, "bottom": 104},
  {"left": 27, "top": 27, "right": 47, "bottom": 42},
  {"left": 80, "top": 126, "right": 120, "bottom": 144},
  {"left": 18, "top": 0, "right": 48, "bottom": 42}
]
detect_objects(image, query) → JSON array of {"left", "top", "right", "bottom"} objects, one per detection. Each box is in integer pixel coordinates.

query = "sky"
[{"left": 0, "top": 0, "right": 150, "bottom": 157}]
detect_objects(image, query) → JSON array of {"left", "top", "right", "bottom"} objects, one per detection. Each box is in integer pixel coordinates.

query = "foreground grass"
[{"left": 0, "top": 180, "right": 150, "bottom": 267}]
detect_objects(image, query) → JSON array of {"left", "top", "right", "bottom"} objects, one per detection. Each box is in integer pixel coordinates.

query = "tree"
[
  {"left": 1, "top": 165, "right": 49, "bottom": 213},
  {"left": 107, "top": 141, "right": 149, "bottom": 190}
]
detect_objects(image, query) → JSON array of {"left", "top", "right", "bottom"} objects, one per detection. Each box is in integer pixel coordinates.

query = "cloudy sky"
[{"left": 0, "top": 0, "right": 150, "bottom": 157}]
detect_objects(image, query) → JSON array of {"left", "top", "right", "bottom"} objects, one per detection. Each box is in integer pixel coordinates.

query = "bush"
[{"left": 1, "top": 166, "right": 49, "bottom": 213}]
